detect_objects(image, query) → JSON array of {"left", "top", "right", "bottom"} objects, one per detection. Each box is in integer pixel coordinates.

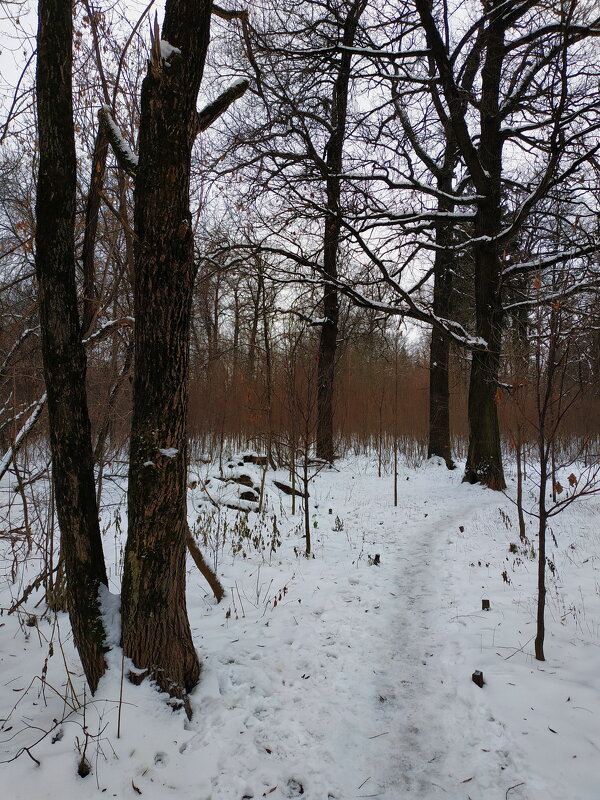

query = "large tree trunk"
[
  {"left": 35, "top": 0, "right": 108, "bottom": 691},
  {"left": 428, "top": 312, "right": 453, "bottom": 468},
  {"left": 463, "top": 12, "right": 506, "bottom": 491},
  {"left": 120, "top": 0, "right": 212, "bottom": 711},
  {"left": 463, "top": 230, "right": 506, "bottom": 490},
  {"left": 315, "top": 118, "right": 342, "bottom": 465},
  {"left": 463, "top": 223, "right": 506, "bottom": 489},
  {"left": 428, "top": 172, "right": 455, "bottom": 469}
]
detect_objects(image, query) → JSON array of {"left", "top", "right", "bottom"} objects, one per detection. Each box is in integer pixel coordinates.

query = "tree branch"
[
  {"left": 196, "top": 79, "right": 250, "bottom": 133},
  {"left": 212, "top": 4, "right": 247, "bottom": 21},
  {"left": 98, "top": 106, "right": 138, "bottom": 177}
]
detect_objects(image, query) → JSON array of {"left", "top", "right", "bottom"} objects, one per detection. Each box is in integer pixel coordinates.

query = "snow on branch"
[
  {"left": 0, "top": 394, "right": 46, "bottom": 482},
  {"left": 0, "top": 317, "right": 134, "bottom": 480},
  {"left": 221, "top": 242, "right": 487, "bottom": 352},
  {"left": 258, "top": 44, "right": 428, "bottom": 60},
  {"left": 160, "top": 40, "right": 181, "bottom": 62},
  {"left": 274, "top": 307, "right": 336, "bottom": 328},
  {"left": 337, "top": 45, "right": 429, "bottom": 59},
  {"left": 212, "top": 4, "right": 248, "bottom": 21},
  {"left": 82, "top": 316, "right": 134, "bottom": 347},
  {"left": 98, "top": 106, "right": 138, "bottom": 177},
  {"left": 196, "top": 79, "right": 250, "bottom": 134},
  {"left": 0, "top": 398, "right": 42, "bottom": 434},
  {"left": 502, "top": 245, "right": 600, "bottom": 279},
  {"left": 335, "top": 171, "right": 480, "bottom": 204},
  {"left": 0, "top": 326, "right": 39, "bottom": 382},
  {"left": 504, "top": 280, "right": 600, "bottom": 312}
]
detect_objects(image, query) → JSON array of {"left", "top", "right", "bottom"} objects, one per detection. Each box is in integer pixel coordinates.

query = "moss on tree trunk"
[{"left": 120, "top": 0, "right": 214, "bottom": 712}]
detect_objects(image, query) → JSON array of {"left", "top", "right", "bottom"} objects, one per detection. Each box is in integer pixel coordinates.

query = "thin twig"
[
  {"left": 503, "top": 636, "right": 535, "bottom": 660},
  {"left": 117, "top": 650, "right": 125, "bottom": 739},
  {"left": 23, "top": 747, "right": 40, "bottom": 767}
]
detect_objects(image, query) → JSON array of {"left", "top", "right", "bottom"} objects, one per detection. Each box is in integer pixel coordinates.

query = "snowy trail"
[
  {"left": 314, "top": 465, "right": 527, "bottom": 800},
  {"left": 108, "top": 464, "right": 525, "bottom": 800},
  {"left": 174, "top": 462, "right": 527, "bottom": 800},
  {"left": 379, "top": 483, "right": 519, "bottom": 798},
  {"left": 3, "top": 456, "right": 599, "bottom": 799}
]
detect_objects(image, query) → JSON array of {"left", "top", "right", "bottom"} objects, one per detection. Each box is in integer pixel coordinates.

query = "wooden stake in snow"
[{"left": 472, "top": 670, "right": 485, "bottom": 687}]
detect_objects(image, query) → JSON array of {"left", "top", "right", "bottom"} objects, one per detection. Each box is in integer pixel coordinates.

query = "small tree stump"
[{"left": 472, "top": 670, "right": 485, "bottom": 687}]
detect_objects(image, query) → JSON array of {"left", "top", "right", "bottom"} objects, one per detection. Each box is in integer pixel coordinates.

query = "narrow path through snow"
[{"left": 175, "top": 462, "right": 529, "bottom": 800}]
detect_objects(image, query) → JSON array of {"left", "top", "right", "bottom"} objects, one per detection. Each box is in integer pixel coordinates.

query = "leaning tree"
[{"left": 35, "top": 0, "right": 108, "bottom": 691}]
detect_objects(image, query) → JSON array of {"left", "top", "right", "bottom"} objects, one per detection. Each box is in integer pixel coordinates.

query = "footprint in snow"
[{"left": 287, "top": 778, "right": 304, "bottom": 797}]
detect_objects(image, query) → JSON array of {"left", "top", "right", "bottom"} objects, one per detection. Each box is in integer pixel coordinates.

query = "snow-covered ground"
[{"left": 1, "top": 454, "right": 599, "bottom": 799}]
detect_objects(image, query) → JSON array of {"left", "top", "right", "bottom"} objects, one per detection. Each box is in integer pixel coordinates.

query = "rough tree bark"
[
  {"left": 428, "top": 171, "right": 456, "bottom": 469},
  {"left": 424, "top": 39, "right": 482, "bottom": 470},
  {"left": 462, "top": 12, "right": 506, "bottom": 490},
  {"left": 120, "top": 0, "right": 221, "bottom": 712},
  {"left": 35, "top": 0, "right": 108, "bottom": 691},
  {"left": 81, "top": 124, "right": 109, "bottom": 338},
  {"left": 416, "top": 0, "right": 506, "bottom": 489}
]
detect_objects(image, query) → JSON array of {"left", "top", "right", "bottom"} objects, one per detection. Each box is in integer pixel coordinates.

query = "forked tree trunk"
[
  {"left": 35, "top": 0, "right": 108, "bottom": 691},
  {"left": 415, "top": 0, "right": 506, "bottom": 490},
  {"left": 121, "top": 0, "right": 213, "bottom": 711}
]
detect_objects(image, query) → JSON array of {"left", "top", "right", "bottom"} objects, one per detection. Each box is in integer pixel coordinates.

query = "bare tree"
[
  {"left": 109, "top": 4, "right": 248, "bottom": 714},
  {"left": 34, "top": 0, "right": 108, "bottom": 691},
  {"left": 413, "top": 0, "right": 600, "bottom": 488},
  {"left": 213, "top": 0, "right": 371, "bottom": 463},
  {"left": 509, "top": 281, "right": 600, "bottom": 660}
]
